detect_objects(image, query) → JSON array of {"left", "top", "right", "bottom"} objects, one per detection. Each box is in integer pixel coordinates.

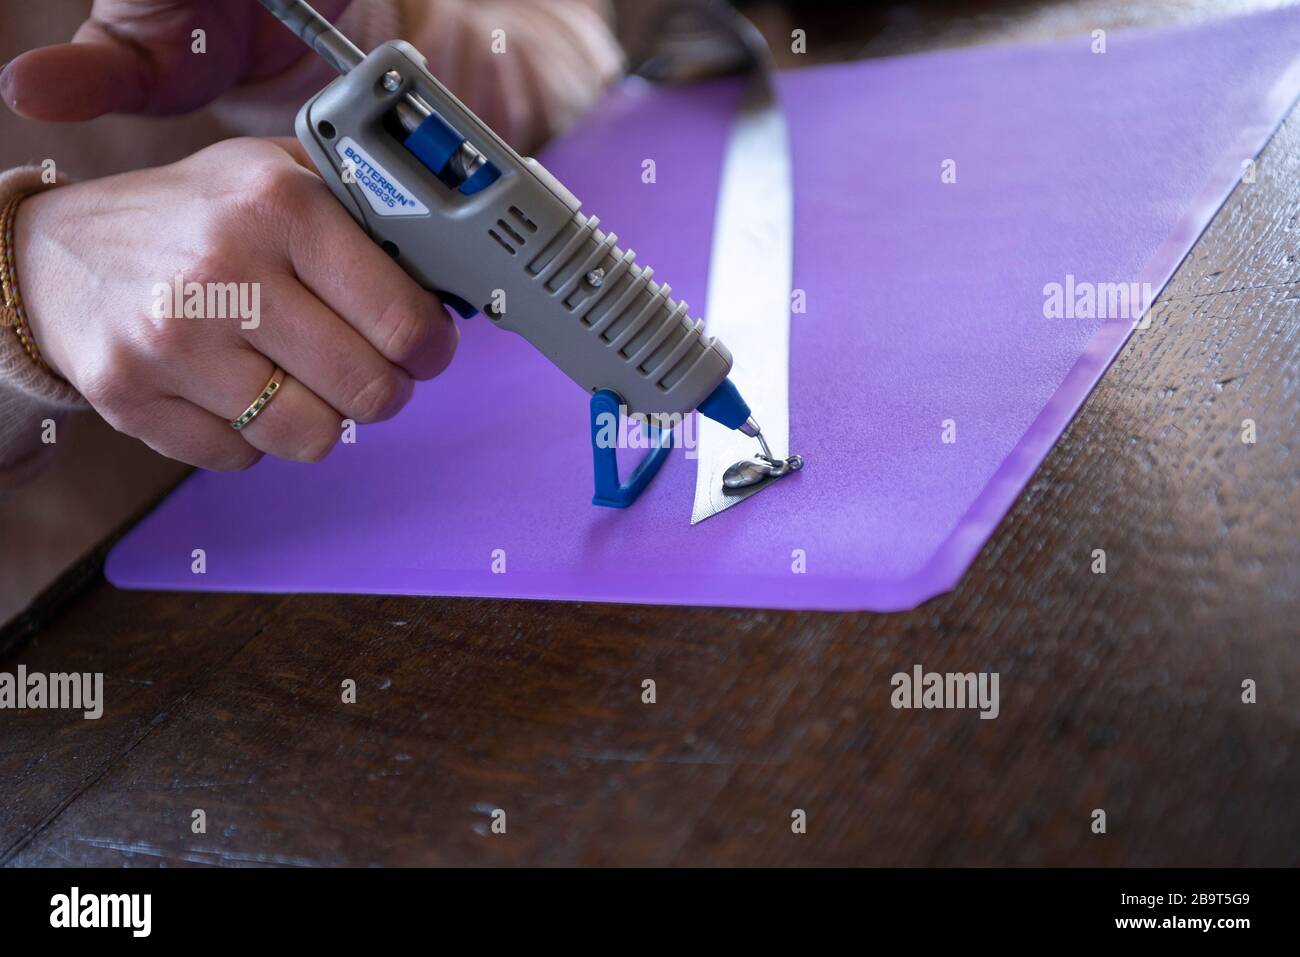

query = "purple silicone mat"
[{"left": 107, "top": 8, "right": 1300, "bottom": 610}]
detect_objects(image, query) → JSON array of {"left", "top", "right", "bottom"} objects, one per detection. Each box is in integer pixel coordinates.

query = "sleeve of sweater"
[
  {"left": 0, "top": 167, "right": 88, "bottom": 488},
  {"left": 215, "top": 0, "right": 625, "bottom": 152}
]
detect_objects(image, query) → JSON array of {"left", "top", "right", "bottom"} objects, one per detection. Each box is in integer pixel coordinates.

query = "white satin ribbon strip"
[{"left": 691, "top": 75, "right": 794, "bottom": 525}]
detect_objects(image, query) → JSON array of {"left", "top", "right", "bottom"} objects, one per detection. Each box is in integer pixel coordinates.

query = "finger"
[
  {"left": 243, "top": 278, "right": 415, "bottom": 425},
  {"left": 266, "top": 136, "right": 313, "bottom": 170},
  {"left": 175, "top": 348, "right": 345, "bottom": 464},
  {"left": 131, "top": 397, "right": 263, "bottom": 472},
  {"left": 284, "top": 176, "right": 459, "bottom": 380},
  {"left": 0, "top": 32, "right": 147, "bottom": 121}
]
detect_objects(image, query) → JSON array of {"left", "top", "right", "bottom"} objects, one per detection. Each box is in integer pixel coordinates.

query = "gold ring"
[{"left": 230, "top": 367, "right": 286, "bottom": 431}]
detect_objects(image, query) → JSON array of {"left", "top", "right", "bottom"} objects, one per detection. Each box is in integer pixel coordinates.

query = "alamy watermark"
[
  {"left": 0, "top": 666, "right": 103, "bottom": 719},
  {"left": 50, "top": 888, "right": 150, "bottom": 937},
  {"left": 891, "top": 664, "right": 999, "bottom": 719},
  {"left": 151, "top": 272, "right": 260, "bottom": 329},
  {"left": 594, "top": 405, "right": 701, "bottom": 458},
  {"left": 1043, "top": 274, "right": 1154, "bottom": 327}
]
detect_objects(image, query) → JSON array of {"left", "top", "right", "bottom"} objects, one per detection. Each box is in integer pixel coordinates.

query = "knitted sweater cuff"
[{"left": 0, "top": 167, "right": 86, "bottom": 485}]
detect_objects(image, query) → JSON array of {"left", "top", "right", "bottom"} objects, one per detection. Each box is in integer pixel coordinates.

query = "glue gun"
[{"left": 256, "top": 0, "right": 773, "bottom": 504}]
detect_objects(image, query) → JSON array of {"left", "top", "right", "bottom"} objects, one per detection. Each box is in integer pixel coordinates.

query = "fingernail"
[{"left": 0, "top": 64, "right": 25, "bottom": 116}]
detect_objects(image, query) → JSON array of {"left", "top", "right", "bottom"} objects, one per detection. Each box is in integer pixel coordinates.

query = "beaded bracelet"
[{"left": 0, "top": 189, "right": 52, "bottom": 374}]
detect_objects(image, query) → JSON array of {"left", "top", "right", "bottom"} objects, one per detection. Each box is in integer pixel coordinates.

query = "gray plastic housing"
[{"left": 294, "top": 40, "right": 733, "bottom": 418}]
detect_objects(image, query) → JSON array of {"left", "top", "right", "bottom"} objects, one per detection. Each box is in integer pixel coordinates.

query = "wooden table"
[{"left": 2, "top": 0, "right": 1297, "bottom": 867}]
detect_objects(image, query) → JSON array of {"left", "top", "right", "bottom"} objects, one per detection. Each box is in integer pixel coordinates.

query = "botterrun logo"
[{"left": 336, "top": 137, "right": 430, "bottom": 217}]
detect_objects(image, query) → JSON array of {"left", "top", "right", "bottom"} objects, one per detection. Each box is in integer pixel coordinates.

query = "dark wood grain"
[{"left": 2, "top": 0, "right": 1297, "bottom": 867}]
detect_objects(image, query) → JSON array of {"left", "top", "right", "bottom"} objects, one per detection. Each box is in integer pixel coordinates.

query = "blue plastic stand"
[{"left": 590, "top": 389, "right": 674, "bottom": 508}]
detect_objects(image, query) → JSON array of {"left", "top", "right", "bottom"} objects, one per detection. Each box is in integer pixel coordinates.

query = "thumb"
[{"left": 1, "top": 32, "right": 149, "bottom": 122}]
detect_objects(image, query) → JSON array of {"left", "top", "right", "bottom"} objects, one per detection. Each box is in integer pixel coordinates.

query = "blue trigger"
[{"left": 437, "top": 290, "right": 478, "bottom": 319}]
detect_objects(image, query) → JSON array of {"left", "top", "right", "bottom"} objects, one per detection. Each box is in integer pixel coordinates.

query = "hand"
[
  {"left": 1, "top": 0, "right": 350, "bottom": 121},
  {"left": 14, "top": 137, "right": 457, "bottom": 470}
]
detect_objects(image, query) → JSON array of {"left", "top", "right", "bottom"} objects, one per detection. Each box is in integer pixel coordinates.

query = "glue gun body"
[{"left": 295, "top": 40, "right": 748, "bottom": 425}]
